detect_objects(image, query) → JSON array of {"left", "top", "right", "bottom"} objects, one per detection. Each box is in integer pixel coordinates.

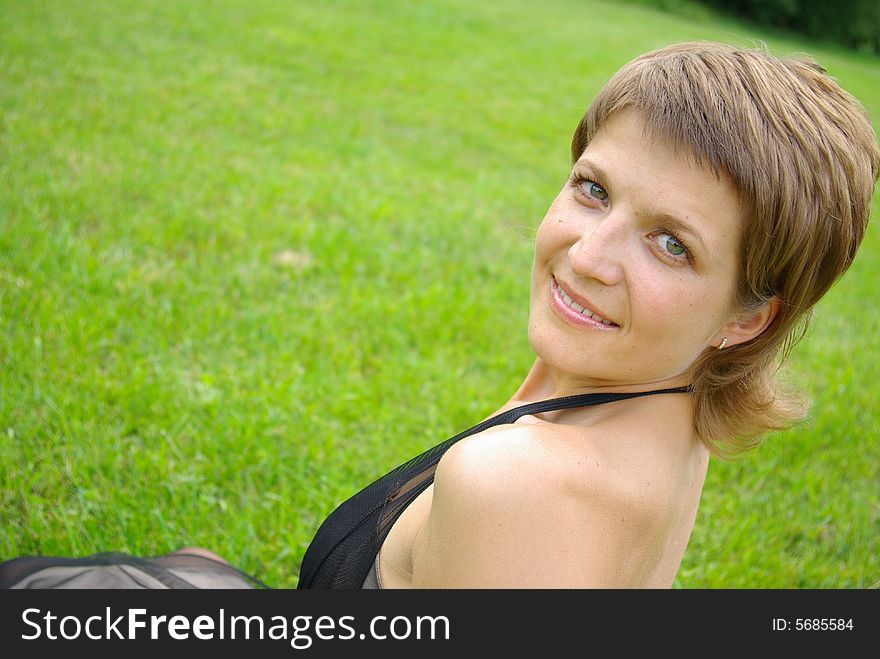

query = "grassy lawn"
[{"left": 1, "top": 0, "right": 877, "bottom": 588}]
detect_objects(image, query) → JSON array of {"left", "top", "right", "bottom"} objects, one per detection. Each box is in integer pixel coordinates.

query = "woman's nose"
[{"left": 567, "top": 212, "right": 626, "bottom": 286}]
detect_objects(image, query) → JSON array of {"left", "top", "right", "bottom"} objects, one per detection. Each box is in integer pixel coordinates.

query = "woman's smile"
[{"left": 550, "top": 276, "right": 619, "bottom": 330}]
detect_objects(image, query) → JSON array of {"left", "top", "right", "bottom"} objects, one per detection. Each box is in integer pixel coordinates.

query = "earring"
[{"left": 717, "top": 337, "right": 728, "bottom": 349}]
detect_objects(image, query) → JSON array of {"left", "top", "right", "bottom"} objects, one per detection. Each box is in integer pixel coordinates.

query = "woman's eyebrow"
[{"left": 572, "top": 158, "right": 607, "bottom": 180}]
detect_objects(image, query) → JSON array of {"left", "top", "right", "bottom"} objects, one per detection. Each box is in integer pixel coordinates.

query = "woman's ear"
[{"left": 716, "top": 298, "right": 780, "bottom": 348}]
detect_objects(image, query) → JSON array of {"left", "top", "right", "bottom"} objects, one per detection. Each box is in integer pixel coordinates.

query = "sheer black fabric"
[
  {"left": 0, "top": 551, "right": 269, "bottom": 589},
  {"left": 297, "top": 387, "right": 690, "bottom": 588}
]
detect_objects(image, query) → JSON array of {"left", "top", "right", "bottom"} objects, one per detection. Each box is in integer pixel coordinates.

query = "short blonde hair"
[{"left": 571, "top": 42, "right": 880, "bottom": 457}]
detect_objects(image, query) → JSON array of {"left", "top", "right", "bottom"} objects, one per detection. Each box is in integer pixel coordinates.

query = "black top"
[{"left": 296, "top": 386, "right": 690, "bottom": 588}]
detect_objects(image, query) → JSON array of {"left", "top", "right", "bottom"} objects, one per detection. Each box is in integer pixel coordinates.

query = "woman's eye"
[
  {"left": 656, "top": 232, "right": 686, "bottom": 258},
  {"left": 580, "top": 180, "right": 608, "bottom": 202}
]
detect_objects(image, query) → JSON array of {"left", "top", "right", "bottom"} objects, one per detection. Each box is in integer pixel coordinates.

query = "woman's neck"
[{"left": 508, "top": 356, "right": 691, "bottom": 404}]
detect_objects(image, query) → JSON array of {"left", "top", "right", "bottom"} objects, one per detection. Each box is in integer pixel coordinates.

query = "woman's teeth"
[{"left": 559, "top": 289, "right": 614, "bottom": 325}]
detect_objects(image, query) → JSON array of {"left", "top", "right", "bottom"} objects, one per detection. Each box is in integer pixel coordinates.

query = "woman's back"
[{"left": 380, "top": 385, "right": 708, "bottom": 588}]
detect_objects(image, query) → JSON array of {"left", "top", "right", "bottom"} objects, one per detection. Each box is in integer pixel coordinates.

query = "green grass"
[{"left": 1, "top": 0, "right": 877, "bottom": 588}]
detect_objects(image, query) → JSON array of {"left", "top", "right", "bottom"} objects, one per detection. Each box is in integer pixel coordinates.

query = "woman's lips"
[{"left": 550, "top": 277, "right": 619, "bottom": 330}]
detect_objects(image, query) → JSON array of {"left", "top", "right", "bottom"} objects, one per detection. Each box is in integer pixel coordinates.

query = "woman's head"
[
  {"left": 540, "top": 41, "right": 879, "bottom": 456},
  {"left": 530, "top": 109, "right": 766, "bottom": 396}
]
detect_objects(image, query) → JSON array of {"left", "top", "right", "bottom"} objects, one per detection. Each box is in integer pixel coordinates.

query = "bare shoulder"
[{"left": 409, "top": 418, "right": 693, "bottom": 588}]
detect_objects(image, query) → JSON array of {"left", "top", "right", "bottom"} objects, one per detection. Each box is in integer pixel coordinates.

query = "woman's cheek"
[{"left": 640, "top": 283, "right": 697, "bottom": 333}]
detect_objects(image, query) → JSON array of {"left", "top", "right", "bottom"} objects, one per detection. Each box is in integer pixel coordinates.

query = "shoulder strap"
[{"left": 459, "top": 386, "right": 691, "bottom": 436}]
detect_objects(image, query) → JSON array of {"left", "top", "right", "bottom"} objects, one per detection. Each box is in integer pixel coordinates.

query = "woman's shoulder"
[
  {"left": 452, "top": 391, "right": 696, "bottom": 494},
  {"left": 435, "top": 419, "right": 612, "bottom": 496},
  {"left": 439, "top": 413, "right": 689, "bottom": 520},
  {"left": 409, "top": 416, "right": 698, "bottom": 587}
]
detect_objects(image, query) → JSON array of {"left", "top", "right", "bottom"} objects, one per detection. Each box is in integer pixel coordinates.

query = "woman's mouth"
[{"left": 550, "top": 277, "right": 619, "bottom": 330}]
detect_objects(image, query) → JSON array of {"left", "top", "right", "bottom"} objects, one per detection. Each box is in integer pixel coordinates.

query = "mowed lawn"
[{"left": 1, "top": 0, "right": 877, "bottom": 588}]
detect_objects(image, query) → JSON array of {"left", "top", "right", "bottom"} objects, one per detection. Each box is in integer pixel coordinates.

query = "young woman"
[
  {"left": 302, "top": 41, "right": 880, "bottom": 589},
  {"left": 3, "top": 41, "right": 877, "bottom": 589}
]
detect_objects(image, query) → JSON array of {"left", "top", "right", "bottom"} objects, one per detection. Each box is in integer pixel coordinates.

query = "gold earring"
[{"left": 718, "top": 337, "right": 728, "bottom": 349}]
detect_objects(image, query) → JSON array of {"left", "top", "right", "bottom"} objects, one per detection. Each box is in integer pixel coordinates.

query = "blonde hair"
[{"left": 571, "top": 42, "right": 880, "bottom": 458}]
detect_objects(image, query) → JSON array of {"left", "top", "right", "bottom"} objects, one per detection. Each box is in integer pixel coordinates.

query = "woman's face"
[{"left": 528, "top": 109, "right": 744, "bottom": 392}]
